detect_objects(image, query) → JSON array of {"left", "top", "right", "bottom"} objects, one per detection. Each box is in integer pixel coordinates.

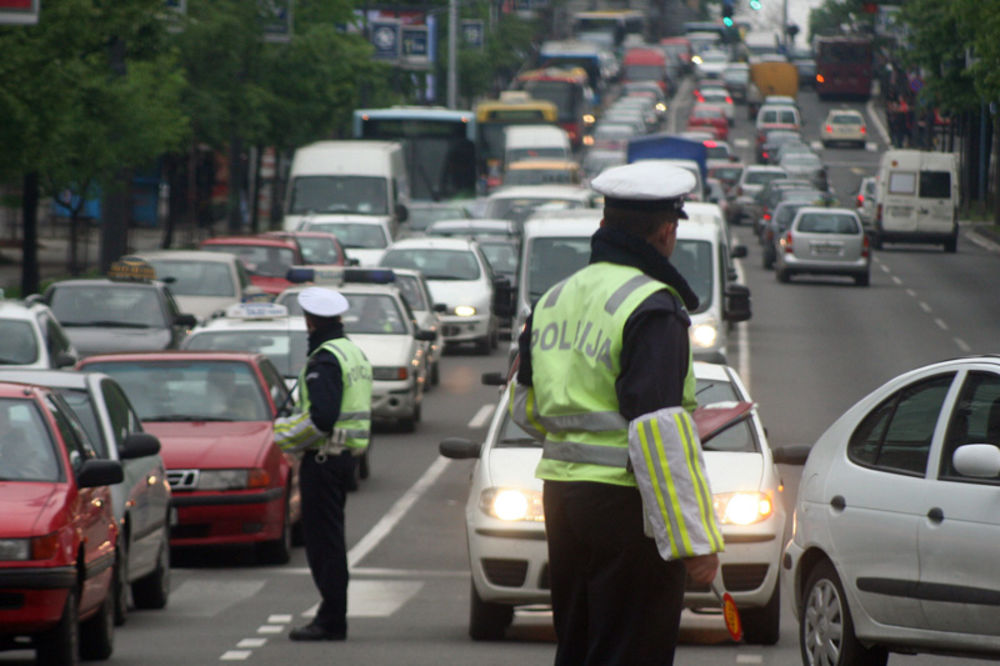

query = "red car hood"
[
  {"left": 249, "top": 275, "right": 292, "bottom": 296},
  {"left": 0, "top": 483, "right": 61, "bottom": 538},
  {"left": 145, "top": 421, "right": 274, "bottom": 470}
]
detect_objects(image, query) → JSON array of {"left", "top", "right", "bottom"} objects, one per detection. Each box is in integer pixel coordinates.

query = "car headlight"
[
  {"left": 197, "top": 469, "right": 270, "bottom": 490},
  {"left": 714, "top": 491, "right": 773, "bottom": 525},
  {"left": 453, "top": 305, "right": 477, "bottom": 317},
  {"left": 373, "top": 366, "right": 409, "bottom": 380},
  {"left": 690, "top": 319, "right": 719, "bottom": 349},
  {"left": 0, "top": 538, "right": 30, "bottom": 560},
  {"left": 479, "top": 487, "right": 545, "bottom": 522}
]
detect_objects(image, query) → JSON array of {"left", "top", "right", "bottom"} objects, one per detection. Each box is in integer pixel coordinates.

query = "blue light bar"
[{"left": 344, "top": 268, "right": 396, "bottom": 284}]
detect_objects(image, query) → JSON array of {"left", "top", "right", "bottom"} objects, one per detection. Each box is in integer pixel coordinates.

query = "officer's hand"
[{"left": 683, "top": 553, "right": 719, "bottom": 585}]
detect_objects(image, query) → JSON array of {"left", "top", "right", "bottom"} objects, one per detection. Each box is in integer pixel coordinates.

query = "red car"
[
  {"left": 200, "top": 236, "right": 303, "bottom": 297},
  {"left": 76, "top": 351, "right": 301, "bottom": 564},
  {"left": 0, "top": 382, "right": 123, "bottom": 664},
  {"left": 262, "top": 230, "right": 348, "bottom": 267},
  {"left": 686, "top": 104, "right": 729, "bottom": 141}
]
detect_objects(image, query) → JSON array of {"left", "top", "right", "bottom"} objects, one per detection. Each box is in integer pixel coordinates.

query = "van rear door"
[
  {"left": 881, "top": 168, "right": 919, "bottom": 232},
  {"left": 914, "top": 168, "right": 954, "bottom": 233}
]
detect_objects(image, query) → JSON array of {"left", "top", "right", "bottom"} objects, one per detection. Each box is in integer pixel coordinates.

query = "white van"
[
  {"left": 503, "top": 125, "right": 572, "bottom": 168},
  {"left": 283, "top": 141, "right": 410, "bottom": 265},
  {"left": 633, "top": 158, "right": 705, "bottom": 201},
  {"left": 873, "top": 149, "right": 959, "bottom": 252}
]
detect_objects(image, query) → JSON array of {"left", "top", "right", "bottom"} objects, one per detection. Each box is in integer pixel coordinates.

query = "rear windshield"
[
  {"left": 797, "top": 214, "right": 859, "bottom": 235},
  {"left": 919, "top": 171, "right": 951, "bottom": 199}
]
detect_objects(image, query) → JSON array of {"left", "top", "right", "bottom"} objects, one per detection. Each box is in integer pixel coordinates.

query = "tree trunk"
[{"left": 20, "top": 172, "right": 40, "bottom": 297}]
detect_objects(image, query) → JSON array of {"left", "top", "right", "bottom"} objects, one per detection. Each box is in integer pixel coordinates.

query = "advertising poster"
[
  {"left": 371, "top": 18, "right": 401, "bottom": 61},
  {"left": 0, "top": 0, "right": 39, "bottom": 25}
]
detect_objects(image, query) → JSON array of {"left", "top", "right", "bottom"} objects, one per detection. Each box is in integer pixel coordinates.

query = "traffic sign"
[{"left": 0, "top": 0, "right": 39, "bottom": 25}]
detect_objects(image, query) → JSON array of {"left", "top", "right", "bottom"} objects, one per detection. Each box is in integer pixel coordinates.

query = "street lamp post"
[{"left": 447, "top": 0, "right": 458, "bottom": 108}]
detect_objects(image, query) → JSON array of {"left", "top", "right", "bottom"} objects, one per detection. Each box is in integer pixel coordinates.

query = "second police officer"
[
  {"left": 273, "top": 286, "right": 373, "bottom": 641},
  {"left": 512, "top": 162, "right": 723, "bottom": 665}
]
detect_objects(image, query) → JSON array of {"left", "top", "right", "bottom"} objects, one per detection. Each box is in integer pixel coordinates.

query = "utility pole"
[{"left": 447, "top": 0, "right": 458, "bottom": 108}]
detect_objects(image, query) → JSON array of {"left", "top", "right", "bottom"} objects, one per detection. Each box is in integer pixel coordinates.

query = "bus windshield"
[{"left": 522, "top": 81, "right": 581, "bottom": 123}]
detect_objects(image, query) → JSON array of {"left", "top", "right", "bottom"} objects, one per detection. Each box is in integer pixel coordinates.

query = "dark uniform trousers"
[
  {"left": 544, "top": 479, "right": 687, "bottom": 666},
  {"left": 300, "top": 449, "right": 355, "bottom": 634}
]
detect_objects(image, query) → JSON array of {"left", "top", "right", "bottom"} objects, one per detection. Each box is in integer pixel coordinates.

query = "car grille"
[
  {"left": 170, "top": 524, "right": 211, "bottom": 539},
  {"left": 481, "top": 558, "right": 528, "bottom": 587},
  {"left": 167, "top": 469, "right": 199, "bottom": 490}
]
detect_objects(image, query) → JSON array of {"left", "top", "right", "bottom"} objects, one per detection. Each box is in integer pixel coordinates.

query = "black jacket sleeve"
[
  {"left": 615, "top": 290, "right": 691, "bottom": 421},
  {"left": 515, "top": 310, "right": 535, "bottom": 387},
  {"left": 304, "top": 350, "right": 344, "bottom": 434}
]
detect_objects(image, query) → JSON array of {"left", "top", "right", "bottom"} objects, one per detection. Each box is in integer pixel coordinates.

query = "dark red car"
[
  {"left": 262, "top": 230, "right": 348, "bottom": 267},
  {"left": 0, "top": 382, "right": 123, "bottom": 664},
  {"left": 77, "top": 351, "right": 301, "bottom": 564},
  {"left": 200, "top": 236, "right": 303, "bottom": 297},
  {"left": 686, "top": 104, "right": 729, "bottom": 141}
]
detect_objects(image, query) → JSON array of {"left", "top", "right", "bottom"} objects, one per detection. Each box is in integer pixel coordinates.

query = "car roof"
[
  {"left": 506, "top": 160, "right": 579, "bottom": 170},
  {"left": 487, "top": 185, "right": 591, "bottom": 200},
  {"left": 0, "top": 368, "right": 93, "bottom": 390},
  {"left": 202, "top": 236, "right": 297, "bottom": 249},
  {"left": 193, "top": 315, "right": 308, "bottom": 332},
  {"left": 386, "top": 237, "right": 478, "bottom": 251},
  {"left": 523, "top": 212, "right": 602, "bottom": 237},
  {"left": 795, "top": 206, "right": 857, "bottom": 217},
  {"left": 0, "top": 381, "right": 50, "bottom": 399},
  {"left": 0, "top": 300, "right": 45, "bottom": 320},
  {"left": 136, "top": 250, "right": 239, "bottom": 263},
  {"left": 78, "top": 350, "right": 267, "bottom": 364}
]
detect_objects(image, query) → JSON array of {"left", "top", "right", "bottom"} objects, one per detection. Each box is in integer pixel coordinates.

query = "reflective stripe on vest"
[
  {"left": 299, "top": 338, "right": 373, "bottom": 450},
  {"left": 530, "top": 263, "right": 697, "bottom": 487}
]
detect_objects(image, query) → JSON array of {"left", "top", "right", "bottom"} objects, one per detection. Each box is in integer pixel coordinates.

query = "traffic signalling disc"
[{"left": 712, "top": 577, "right": 743, "bottom": 642}]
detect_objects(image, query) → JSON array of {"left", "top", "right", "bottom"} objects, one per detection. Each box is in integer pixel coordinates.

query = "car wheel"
[
  {"left": 742, "top": 582, "right": 780, "bottom": 645},
  {"left": 762, "top": 248, "right": 774, "bottom": 269},
  {"left": 944, "top": 233, "right": 958, "bottom": 253},
  {"left": 132, "top": 523, "right": 170, "bottom": 610},
  {"left": 112, "top": 543, "right": 128, "bottom": 626},
  {"left": 776, "top": 268, "right": 791, "bottom": 283},
  {"left": 854, "top": 272, "right": 870, "bottom": 287},
  {"left": 256, "top": 492, "right": 293, "bottom": 565},
  {"left": 821, "top": 140, "right": 830, "bottom": 149},
  {"left": 800, "top": 560, "right": 888, "bottom": 666},
  {"left": 36, "top": 588, "right": 79, "bottom": 666},
  {"left": 79, "top": 583, "right": 114, "bottom": 660},
  {"left": 871, "top": 233, "right": 883, "bottom": 250},
  {"left": 430, "top": 361, "right": 440, "bottom": 386},
  {"left": 474, "top": 336, "right": 492, "bottom": 356},
  {"left": 468, "top": 581, "right": 513, "bottom": 641}
]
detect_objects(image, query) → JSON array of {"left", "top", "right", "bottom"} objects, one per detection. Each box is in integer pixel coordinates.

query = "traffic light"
[
  {"left": 722, "top": 0, "right": 734, "bottom": 26},
  {"left": 749, "top": 0, "right": 762, "bottom": 9}
]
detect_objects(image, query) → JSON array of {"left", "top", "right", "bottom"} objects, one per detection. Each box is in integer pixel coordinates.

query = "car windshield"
[
  {"left": 81, "top": 360, "right": 270, "bottom": 422},
  {"left": 0, "top": 320, "right": 39, "bottom": 366},
  {"left": 479, "top": 241, "right": 520, "bottom": 275},
  {"left": 692, "top": 106, "right": 723, "bottom": 119},
  {"left": 183, "top": 331, "right": 309, "bottom": 378},
  {"left": 145, "top": 259, "right": 236, "bottom": 297},
  {"left": 484, "top": 197, "right": 586, "bottom": 223},
  {"left": 407, "top": 205, "right": 467, "bottom": 232},
  {"left": 297, "top": 237, "right": 341, "bottom": 265},
  {"left": 504, "top": 168, "right": 576, "bottom": 186},
  {"left": 526, "top": 237, "right": 591, "bottom": 302},
  {"left": 0, "top": 398, "right": 61, "bottom": 482},
  {"left": 382, "top": 248, "right": 482, "bottom": 281},
  {"left": 507, "top": 147, "right": 568, "bottom": 162},
  {"left": 671, "top": 239, "right": 713, "bottom": 313},
  {"left": 50, "top": 284, "right": 164, "bottom": 328},
  {"left": 394, "top": 275, "right": 428, "bottom": 311},
  {"left": 832, "top": 114, "right": 862, "bottom": 125},
  {"left": 288, "top": 175, "right": 388, "bottom": 215},
  {"left": 746, "top": 171, "right": 787, "bottom": 186},
  {"left": 342, "top": 294, "right": 408, "bottom": 335},
  {"left": 495, "top": 409, "right": 541, "bottom": 448},
  {"left": 797, "top": 214, "right": 859, "bottom": 234},
  {"left": 304, "top": 222, "right": 387, "bottom": 249},
  {"left": 203, "top": 245, "right": 296, "bottom": 278},
  {"left": 56, "top": 388, "right": 108, "bottom": 458}
]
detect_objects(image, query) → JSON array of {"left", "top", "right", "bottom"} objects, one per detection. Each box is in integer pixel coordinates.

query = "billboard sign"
[
  {"left": 259, "top": 0, "right": 293, "bottom": 43},
  {"left": 0, "top": 0, "right": 39, "bottom": 25},
  {"left": 461, "top": 19, "right": 484, "bottom": 49},
  {"left": 402, "top": 25, "right": 429, "bottom": 65},
  {"left": 371, "top": 18, "right": 402, "bottom": 61}
]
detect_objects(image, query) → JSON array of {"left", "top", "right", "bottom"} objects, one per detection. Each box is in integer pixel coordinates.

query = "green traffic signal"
[
  {"left": 749, "top": 0, "right": 761, "bottom": 9},
  {"left": 723, "top": 16, "right": 734, "bottom": 26}
]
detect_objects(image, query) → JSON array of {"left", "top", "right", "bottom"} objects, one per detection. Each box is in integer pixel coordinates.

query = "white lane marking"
[
  {"left": 866, "top": 98, "right": 890, "bottom": 145},
  {"left": 468, "top": 403, "right": 495, "bottom": 428},
  {"left": 906, "top": 288, "right": 916, "bottom": 297},
  {"left": 736, "top": 656, "right": 764, "bottom": 664},
  {"left": 170, "top": 580, "right": 267, "bottom": 618},
  {"left": 934, "top": 318, "right": 948, "bottom": 331},
  {"left": 267, "top": 614, "right": 292, "bottom": 624},
  {"left": 220, "top": 651, "right": 252, "bottom": 661},
  {"left": 879, "top": 263, "right": 891, "bottom": 273},
  {"left": 968, "top": 229, "right": 1000, "bottom": 252},
  {"left": 257, "top": 625, "right": 284, "bottom": 634},
  {"left": 919, "top": 301, "right": 932, "bottom": 313},
  {"left": 302, "top": 580, "right": 424, "bottom": 618},
  {"left": 892, "top": 276, "right": 902, "bottom": 285},
  {"left": 733, "top": 138, "right": 750, "bottom": 149},
  {"left": 955, "top": 338, "right": 971, "bottom": 352},
  {"left": 236, "top": 639, "right": 267, "bottom": 648},
  {"left": 348, "top": 455, "right": 451, "bottom": 568}
]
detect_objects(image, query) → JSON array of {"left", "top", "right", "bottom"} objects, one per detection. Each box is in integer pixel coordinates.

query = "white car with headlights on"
[
  {"left": 440, "top": 362, "right": 805, "bottom": 643},
  {"left": 379, "top": 237, "right": 512, "bottom": 355}
]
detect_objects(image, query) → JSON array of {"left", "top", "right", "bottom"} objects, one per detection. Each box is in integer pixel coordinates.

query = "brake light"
[
  {"left": 856, "top": 194, "right": 863, "bottom": 207},
  {"left": 762, "top": 151, "right": 769, "bottom": 160},
  {"left": 860, "top": 126, "right": 866, "bottom": 134},
  {"left": 726, "top": 96, "right": 733, "bottom": 104},
  {"left": 825, "top": 125, "right": 832, "bottom": 133},
  {"left": 816, "top": 74, "right": 825, "bottom": 84},
  {"left": 862, "top": 233, "right": 870, "bottom": 258},
  {"left": 783, "top": 231, "right": 793, "bottom": 253},
  {"left": 876, "top": 203, "right": 882, "bottom": 222},
  {"left": 763, "top": 212, "right": 771, "bottom": 221},
  {"left": 704, "top": 140, "right": 717, "bottom": 148}
]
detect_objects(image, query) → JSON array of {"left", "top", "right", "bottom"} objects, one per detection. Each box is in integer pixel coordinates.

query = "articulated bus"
[
  {"left": 514, "top": 67, "right": 594, "bottom": 149},
  {"left": 353, "top": 107, "right": 477, "bottom": 201},
  {"left": 571, "top": 10, "right": 644, "bottom": 50},
  {"left": 475, "top": 91, "right": 558, "bottom": 190},
  {"left": 814, "top": 35, "right": 874, "bottom": 100}
]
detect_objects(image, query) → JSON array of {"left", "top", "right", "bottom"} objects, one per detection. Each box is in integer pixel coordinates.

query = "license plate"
[{"left": 811, "top": 244, "right": 841, "bottom": 255}]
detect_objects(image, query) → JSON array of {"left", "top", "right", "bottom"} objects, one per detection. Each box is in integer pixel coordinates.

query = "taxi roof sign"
[
  {"left": 226, "top": 302, "right": 289, "bottom": 320},
  {"left": 109, "top": 256, "right": 156, "bottom": 282}
]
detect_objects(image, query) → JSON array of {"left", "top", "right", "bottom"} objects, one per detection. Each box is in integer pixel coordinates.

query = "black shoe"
[{"left": 288, "top": 624, "right": 346, "bottom": 641}]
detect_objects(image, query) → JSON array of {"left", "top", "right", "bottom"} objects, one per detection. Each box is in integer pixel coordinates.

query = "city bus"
[
  {"left": 538, "top": 39, "right": 611, "bottom": 104},
  {"left": 352, "top": 107, "right": 477, "bottom": 202},
  {"left": 814, "top": 35, "right": 874, "bottom": 100},
  {"left": 571, "top": 9, "right": 645, "bottom": 50},
  {"left": 475, "top": 91, "right": 558, "bottom": 190},
  {"left": 513, "top": 67, "right": 594, "bottom": 149}
]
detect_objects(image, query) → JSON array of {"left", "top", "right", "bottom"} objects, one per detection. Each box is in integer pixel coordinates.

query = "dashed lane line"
[{"left": 468, "top": 403, "right": 495, "bottom": 428}]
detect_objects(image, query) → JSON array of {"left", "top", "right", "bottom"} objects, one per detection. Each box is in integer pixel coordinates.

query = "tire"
[
  {"left": 944, "top": 233, "right": 957, "bottom": 253},
  {"left": 854, "top": 272, "right": 870, "bottom": 286},
  {"left": 474, "top": 336, "right": 491, "bottom": 356},
  {"left": 430, "top": 361, "right": 440, "bottom": 386},
  {"left": 800, "top": 560, "right": 888, "bottom": 666},
  {"left": 776, "top": 268, "right": 791, "bottom": 283},
  {"left": 132, "top": 524, "right": 170, "bottom": 610},
  {"left": 742, "top": 582, "right": 780, "bottom": 645},
  {"left": 79, "top": 584, "right": 114, "bottom": 660},
  {"left": 36, "top": 588, "right": 79, "bottom": 666},
  {"left": 256, "top": 493, "right": 293, "bottom": 565},
  {"left": 468, "top": 581, "right": 513, "bottom": 641},
  {"left": 112, "top": 544, "right": 128, "bottom": 626},
  {"left": 358, "top": 447, "right": 370, "bottom": 479}
]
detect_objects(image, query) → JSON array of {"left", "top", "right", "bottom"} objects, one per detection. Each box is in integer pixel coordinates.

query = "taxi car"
[
  {"left": 774, "top": 207, "right": 871, "bottom": 286},
  {"left": 41, "top": 259, "right": 197, "bottom": 358},
  {"left": 820, "top": 108, "right": 868, "bottom": 149},
  {"left": 0, "top": 382, "right": 124, "bottom": 664},
  {"left": 0, "top": 369, "right": 171, "bottom": 625},
  {"left": 440, "top": 363, "right": 803, "bottom": 643},
  {"left": 0, "top": 299, "right": 78, "bottom": 370},
  {"left": 133, "top": 250, "right": 264, "bottom": 322},
  {"left": 200, "top": 236, "right": 303, "bottom": 297},
  {"left": 783, "top": 356, "right": 1000, "bottom": 664},
  {"left": 277, "top": 272, "right": 437, "bottom": 431},
  {"left": 380, "top": 237, "right": 512, "bottom": 355},
  {"left": 76, "top": 351, "right": 301, "bottom": 564}
]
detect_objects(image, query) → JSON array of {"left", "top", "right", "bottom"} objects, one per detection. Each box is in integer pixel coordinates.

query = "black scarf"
[
  {"left": 589, "top": 226, "right": 700, "bottom": 311},
  {"left": 307, "top": 318, "right": 346, "bottom": 354}
]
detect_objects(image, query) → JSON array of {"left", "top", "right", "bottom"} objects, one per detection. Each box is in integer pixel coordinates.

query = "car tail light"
[
  {"left": 763, "top": 211, "right": 771, "bottom": 221},
  {"left": 825, "top": 125, "right": 832, "bottom": 133},
  {"left": 860, "top": 126, "right": 866, "bottom": 134},
  {"left": 704, "top": 140, "right": 717, "bottom": 148},
  {"left": 816, "top": 74, "right": 825, "bottom": 84},
  {"left": 31, "top": 532, "right": 61, "bottom": 560},
  {"left": 762, "top": 151, "right": 769, "bottom": 160},
  {"left": 248, "top": 468, "right": 271, "bottom": 489},
  {"left": 783, "top": 231, "right": 794, "bottom": 253},
  {"left": 876, "top": 203, "right": 882, "bottom": 223},
  {"left": 856, "top": 194, "right": 864, "bottom": 207},
  {"left": 862, "top": 233, "right": 870, "bottom": 258},
  {"left": 726, "top": 96, "right": 733, "bottom": 104}
]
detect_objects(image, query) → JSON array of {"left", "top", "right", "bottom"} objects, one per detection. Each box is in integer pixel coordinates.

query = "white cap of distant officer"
[
  {"left": 297, "top": 287, "right": 349, "bottom": 318},
  {"left": 591, "top": 161, "right": 696, "bottom": 219}
]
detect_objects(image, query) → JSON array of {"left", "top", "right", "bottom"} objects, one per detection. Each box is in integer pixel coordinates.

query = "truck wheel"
[{"left": 944, "top": 233, "right": 958, "bottom": 253}]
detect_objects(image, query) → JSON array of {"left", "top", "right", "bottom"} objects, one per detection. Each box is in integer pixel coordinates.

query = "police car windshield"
[
  {"left": 394, "top": 275, "right": 428, "bottom": 311},
  {"left": 288, "top": 175, "right": 389, "bottom": 216},
  {"left": 304, "top": 223, "right": 387, "bottom": 249},
  {"left": 341, "top": 294, "right": 408, "bottom": 335},
  {"left": 81, "top": 361, "right": 270, "bottom": 422},
  {"left": 183, "top": 331, "right": 309, "bottom": 378},
  {"left": 526, "top": 237, "right": 591, "bottom": 302},
  {"left": 0, "top": 398, "right": 62, "bottom": 482},
  {"left": 144, "top": 260, "right": 236, "bottom": 297},
  {"left": 381, "top": 249, "right": 481, "bottom": 281},
  {"left": 50, "top": 284, "right": 164, "bottom": 328},
  {"left": 0, "top": 321, "right": 40, "bottom": 365}
]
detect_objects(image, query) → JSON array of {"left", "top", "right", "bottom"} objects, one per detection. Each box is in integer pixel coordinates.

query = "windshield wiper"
[
  {"left": 148, "top": 415, "right": 235, "bottom": 422},
  {"left": 62, "top": 321, "right": 152, "bottom": 329}
]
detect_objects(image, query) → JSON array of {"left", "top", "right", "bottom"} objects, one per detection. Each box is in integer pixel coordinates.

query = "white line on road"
[
  {"left": 219, "top": 651, "right": 252, "bottom": 661},
  {"left": 302, "top": 580, "right": 424, "bottom": 619},
  {"left": 934, "top": 318, "right": 948, "bottom": 331},
  {"left": 892, "top": 276, "right": 902, "bottom": 285},
  {"left": 736, "top": 655, "right": 764, "bottom": 664},
  {"left": 468, "top": 403, "right": 495, "bottom": 428},
  {"left": 919, "top": 301, "right": 932, "bottom": 313},
  {"left": 273, "top": 566, "right": 467, "bottom": 578},
  {"left": 955, "top": 337, "right": 971, "bottom": 352},
  {"left": 257, "top": 625, "right": 284, "bottom": 634},
  {"left": 968, "top": 229, "right": 1000, "bottom": 252},
  {"left": 267, "top": 614, "right": 292, "bottom": 624},
  {"left": 236, "top": 639, "right": 267, "bottom": 648}
]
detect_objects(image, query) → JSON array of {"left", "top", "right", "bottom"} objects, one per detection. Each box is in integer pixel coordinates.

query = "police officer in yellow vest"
[
  {"left": 512, "top": 162, "right": 723, "bottom": 665},
  {"left": 274, "top": 286, "right": 373, "bottom": 641}
]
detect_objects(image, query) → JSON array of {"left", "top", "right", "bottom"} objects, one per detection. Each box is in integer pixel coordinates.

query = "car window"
[
  {"left": 919, "top": 171, "right": 951, "bottom": 199},
  {"left": 204, "top": 244, "right": 296, "bottom": 279},
  {"left": 832, "top": 113, "right": 862, "bottom": 125},
  {"left": 47, "top": 393, "right": 97, "bottom": 469},
  {"left": 940, "top": 371, "right": 1000, "bottom": 482},
  {"left": 797, "top": 213, "right": 859, "bottom": 235},
  {"left": 102, "top": 379, "right": 144, "bottom": 451},
  {"left": 394, "top": 275, "right": 429, "bottom": 311},
  {"left": 341, "top": 294, "right": 408, "bottom": 335},
  {"left": 526, "top": 237, "right": 591, "bottom": 303},
  {"left": 150, "top": 260, "right": 239, "bottom": 298},
  {"left": 0, "top": 320, "right": 40, "bottom": 365},
  {"left": 847, "top": 374, "right": 954, "bottom": 476},
  {"left": 257, "top": 357, "right": 291, "bottom": 413},
  {"left": 297, "top": 236, "right": 342, "bottom": 265},
  {"left": 306, "top": 222, "right": 388, "bottom": 249},
  {"left": 58, "top": 388, "right": 108, "bottom": 458},
  {"left": 183, "top": 330, "right": 308, "bottom": 379},
  {"left": 888, "top": 171, "right": 916, "bottom": 195},
  {"left": 41, "top": 313, "right": 72, "bottom": 358},
  {"left": 382, "top": 249, "right": 481, "bottom": 281},
  {"left": 0, "top": 397, "right": 62, "bottom": 482},
  {"left": 671, "top": 239, "right": 713, "bottom": 313},
  {"left": 49, "top": 284, "right": 167, "bottom": 329}
]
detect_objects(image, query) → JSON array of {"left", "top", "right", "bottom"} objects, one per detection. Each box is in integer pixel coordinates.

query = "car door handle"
[
  {"left": 927, "top": 507, "right": 944, "bottom": 524},
  {"left": 830, "top": 495, "right": 846, "bottom": 511}
]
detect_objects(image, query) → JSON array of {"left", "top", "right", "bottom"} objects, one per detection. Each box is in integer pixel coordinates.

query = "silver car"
[{"left": 774, "top": 207, "right": 870, "bottom": 286}]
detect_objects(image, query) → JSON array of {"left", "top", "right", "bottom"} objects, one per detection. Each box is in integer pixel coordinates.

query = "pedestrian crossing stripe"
[{"left": 301, "top": 580, "right": 424, "bottom": 618}]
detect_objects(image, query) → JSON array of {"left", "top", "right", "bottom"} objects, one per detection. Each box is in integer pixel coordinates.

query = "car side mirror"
[
  {"left": 433, "top": 303, "right": 448, "bottom": 313},
  {"left": 771, "top": 445, "right": 811, "bottom": 465},
  {"left": 438, "top": 437, "right": 481, "bottom": 460},
  {"left": 482, "top": 372, "right": 506, "bottom": 386},
  {"left": 731, "top": 244, "right": 747, "bottom": 259},
  {"left": 175, "top": 313, "right": 198, "bottom": 328},
  {"left": 414, "top": 329, "right": 437, "bottom": 342},
  {"left": 119, "top": 432, "right": 161, "bottom": 460},
  {"left": 953, "top": 443, "right": 1000, "bottom": 478},
  {"left": 723, "top": 283, "right": 751, "bottom": 323},
  {"left": 55, "top": 352, "right": 77, "bottom": 369},
  {"left": 396, "top": 203, "right": 409, "bottom": 223},
  {"left": 77, "top": 459, "right": 124, "bottom": 488}
]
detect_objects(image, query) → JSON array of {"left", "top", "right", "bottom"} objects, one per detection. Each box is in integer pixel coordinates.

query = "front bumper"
[
  {"left": 169, "top": 487, "right": 285, "bottom": 546},
  {"left": 0, "top": 568, "right": 74, "bottom": 635},
  {"left": 372, "top": 379, "right": 419, "bottom": 420},
  {"left": 440, "top": 314, "right": 491, "bottom": 343},
  {"left": 683, "top": 528, "right": 784, "bottom": 610},
  {"left": 469, "top": 524, "right": 550, "bottom": 606}
]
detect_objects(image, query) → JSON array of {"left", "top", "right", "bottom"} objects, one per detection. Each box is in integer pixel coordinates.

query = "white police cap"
[
  {"left": 591, "top": 161, "right": 696, "bottom": 218},
  {"left": 297, "top": 286, "right": 349, "bottom": 317}
]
